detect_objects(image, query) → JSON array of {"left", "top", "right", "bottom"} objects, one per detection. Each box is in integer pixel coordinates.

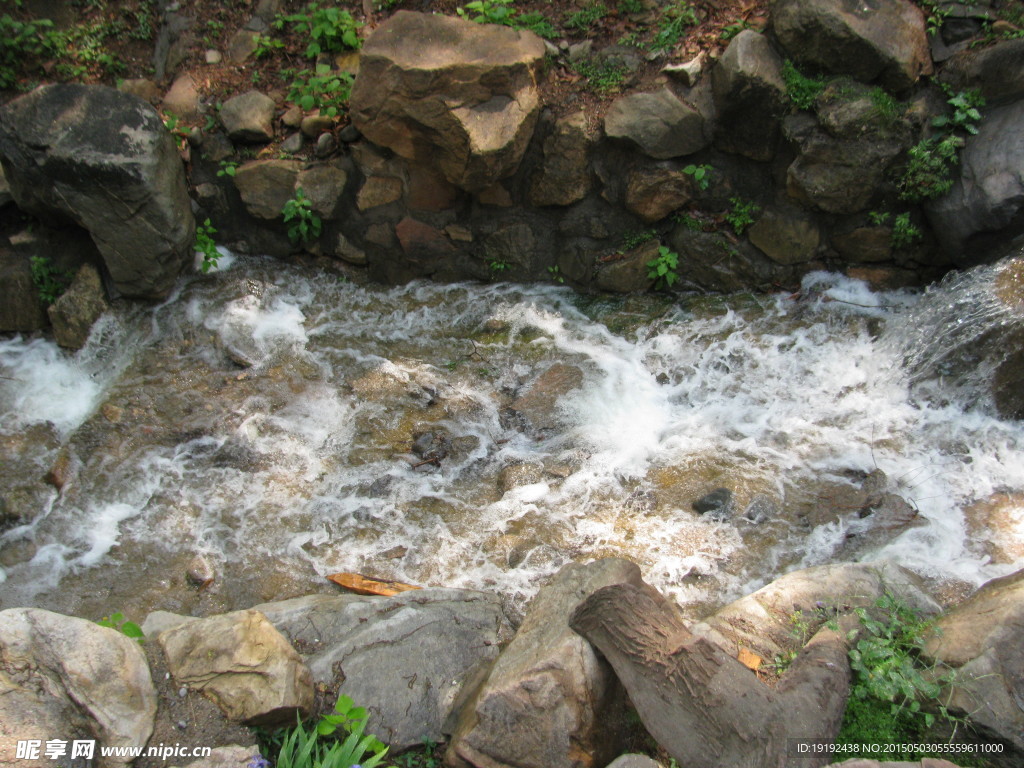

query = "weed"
[
  {"left": 574, "top": 57, "right": 628, "bottom": 94},
  {"left": 869, "top": 87, "right": 903, "bottom": 124},
  {"left": 720, "top": 21, "right": 750, "bottom": 41},
  {"left": 547, "top": 265, "right": 566, "bottom": 284},
  {"left": 288, "top": 66, "right": 354, "bottom": 117},
  {"left": 898, "top": 134, "right": 962, "bottom": 202},
  {"left": 782, "top": 59, "right": 826, "bottom": 111},
  {"left": 30, "top": 256, "right": 70, "bottom": 305},
  {"left": 565, "top": 2, "right": 608, "bottom": 32},
  {"left": 97, "top": 611, "right": 145, "bottom": 642},
  {"left": 932, "top": 88, "right": 985, "bottom": 136},
  {"left": 488, "top": 259, "right": 511, "bottom": 274},
  {"left": 891, "top": 213, "right": 922, "bottom": 250},
  {"left": 195, "top": 219, "right": 220, "bottom": 273},
  {"left": 0, "top": 14, "right": 55, "bottom": 88},
  {"left": 515, "top": 11, "right": 556, "bottom": 38},
  {"left": 838, "top": 593, "right": 964, "bottom": 756},
  {"left": 725, "top": 197, "right": 760, "bottom": 236},
  {"left": 393, "top": 740, "right": 441, "bottom": 768},
  {"left": 254, "top": 33, "right": 284, "bottom": 59},
  {"left": 272, "top": 694, "right": 389, "bottom": 768},
  {"left": 621, "top": 229, "right": 657, "bottom": 250},
  {"left": 162, "top": 112, "right": 192, "bottom": 151},
  {"left": 283, "top": 188, "right": 322, "bottom": 244},
  {"left": 674, "top": 212, "right": 705, "bottom": 231},
  {"left": 279, "top": 3, "right": 361, "bottom": 57},
  {"left": 868, "top": 211, "right": 891, "bottom": 226},
  {"left": 650, "top": 2, "right": 699, "bottom": 52},
  {"left": 618, "top": 0, "right": 644, "bottom": 12},
  {"left": 646, "top": 245, "right": 679, "bottom": 290},
  {"left": 917, "top": 0, "right": 950, "bottom": 36},
  {"left": 683, "top": 163, "right": 713, "bottom": 191},
  {"left": 217, "top": 160, "right": 239, "bottom": 178},
  {"left": 458, "top": 0, "right": 517, "bottom": 25}
]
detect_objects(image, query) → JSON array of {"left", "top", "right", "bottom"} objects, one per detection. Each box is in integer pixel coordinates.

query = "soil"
[{"left": 2, "top": 0, "right": 770, "bottom": 150}]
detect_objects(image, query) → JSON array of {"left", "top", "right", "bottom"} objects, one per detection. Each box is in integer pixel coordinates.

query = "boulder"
[
  {"left": 47, "top": 263, "right": 109, "bottom": 350},
  {"left": 349, "top": 11, "right": 545, "bottom": 193},
  {"left": 296, "top": 162, "right": 348, "bottom": 220},
  {"left": 771, "top": 0, "right": 932, "bottom": 92},
  {"left": 158, "top": 609, "right": 314, "bottom": 726},
  {"left": 0, "top": 608, "right": 157, "bottom": 767},
  {"left": 603, "top": 88, "right": 708, "bottom": 160},
  {"left": 219, "top": 90, "right": 276, "bottom": 143},
  {"left": 162, "top": 72, "right": 201, "bottom": 121},
  {"left": 922, "top": 568, "right": 1024, "bottom": 759},
  {"left": 666, "top": 228, "right": 780, "bottom": 292},
  {"left": 357, "top": 176, "right": 404, "bottom": 211},
  {"left": 596, "top": 239, "right": 660, "bottom": 293},
  {"left": 624, "top": 164, "right": 692, "bottom": 222},
  {"left": 711, "top": 30, "right": 787, "bottom": 162},
  {"left": 255, "top": 589, "right": 511, "bottom": 750},
  {"left": 449, "top": 558, "right": 645, "bottom": 768},
  {"left": 940, "top": 38, "right": 1024, "bottom": 105},
  {"left": 0, "top": 84, "right": 194, "bottom": 298},
  {"left": 785, "top": 123, "right": 904, "bottom": 214},
  {"left": 530, "top": 111, "right": 595, "bottom": 206},
  {"left": 924, "top": 100, "right": 1024, "bottom": 266},
  {"left": 232, "top": 159, "right": 302, "bottom": 220},
  {"left": 748, "top": 207, "right": 821, "bottom": 265}
]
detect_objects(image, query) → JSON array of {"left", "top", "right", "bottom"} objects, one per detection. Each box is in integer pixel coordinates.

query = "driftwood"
[{"left": 569, "top": 583, "right": 855, "bottom": 768}]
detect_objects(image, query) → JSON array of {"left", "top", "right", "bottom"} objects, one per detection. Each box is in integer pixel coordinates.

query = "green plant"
[
  {"left": 283, "top": 188, "right": 322, "bottom": 244},
  {"left": 891, "top": 213, "right": 922, "bottom": 250},
  {"left": 898, "top": 134, "right": 962, "bottom": 202},
  {"left": 547, "top": 265, "right": 565, "bottom": 283},
  {"left": 782, "top": 59, "right": 827, "bottom": 111},
  {"left": 162, "top": 112, "right": 191, "bottom": 150},
  {"left": 279, "top": 3, "right": 361, "bottom": 57},
  {"left": 650, "top": 1, "right": 699, "bottom": 52},
  {"left": 932, "top": 88, "right": 985, "bottom": 135},
  {"left": 646, "top": 245, "right": 679, "bottom": 290},
  {"left": 618, "top": 0, "right": 644, "bottom": 13},
  {"left": 621, "top": 229, "right": 657, "bottom": 250},
  {"left": 724, "top": 197, "right": 760, "bottom": 235},
  {"left": 30, "top": 256, "right": 70, "bottom": 305},
  {"left": 488, "top": 259, "right": 511, "bottom": 274},
  {"left": 288, "top": 66, "right": 354, "bottom": 117},
  {"left": 275, "top": 694, "right": 389, "bottom": 768},
  {"left": 683, "top": 163, "right": 712, "bottom": 191},
  {"left": 917, "top": 0, "right": 950, "bottom": 36},
  {"left": 458, "top": 0, "right": 517, "bottom": 25},
  {"left": 0, "top": 14, "right": 56, "bottom": 88},
  {"left": 674, "top": 212, "right": 705, "bottom": 231},
  {"left": 868, "top": 210, "right": 891, "bottom": 226},
  {"left": 97, "top": 611, "right": 145, "bottom": 642},
  {"left": 217, "top": 160, "right": 239, "bottom": 178},
  {"left": 253, "top": 33, "right": 284, "bottom": 58},
  {"left": 869, "top": 86, "right": 902, "bottom": 124},
  {"left": 838, "top": 592, "right": 962, "bottom": 755},
  {"left": 565, "top": 2, "right": 608, "bottom": 31},
  {"left": 195, "top": 219, "right": 220, "bottom": 273},
  {"left": 720, "top": 20, "right": 750, "bottom": 40},
  {"left": 515, "top": 11, "right": 556, "bottom": 38},
  {"left": 574, "top": 57, "right": 628, "bottom": 94}
]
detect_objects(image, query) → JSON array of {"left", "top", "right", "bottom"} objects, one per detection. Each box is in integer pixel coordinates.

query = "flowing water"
[{"left": 1, "top": 254, "right": 1023, "bottom": 622}]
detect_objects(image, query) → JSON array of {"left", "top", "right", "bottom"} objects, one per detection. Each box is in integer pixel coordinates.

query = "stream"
[{"left": 1, "top": 253, "right": 1022, "bottom": 623}]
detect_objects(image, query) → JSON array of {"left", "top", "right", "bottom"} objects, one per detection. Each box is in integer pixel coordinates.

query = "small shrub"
[
  {"left": 458, "top": 0, "right": 517, "bottom": 25},
  {"left": 650, "top": 1, "right": 699, "bottom": 52},
  {"left": 515, "top": 11, "right": 556, "bottom": 38},
  {"left": 272, "top": 694, "right": 390, "bottom": 768},
  {"left": 932, "top": 88, "right": 985, "bottom": 136},
  {"left": 253, "top": 33, "right": 284, "bottom": 59},
  {"left": 283, "top": 188, "right": 322, "bottom": 244},
  {"left": 0, "top": 14, "right": 56, "bottom": 88},
  {"left": 30, "top": 256, "right": 70, "bottom": 306},
  {"left": 891, "top": 213, "right": 922, "bottom": 250},
  {"left": 898, "top": 134, "right": 962, "bottom": 202},
  {"left": 646, "top": 246, "right": 679, "bottom": 290},
  {"left": 288, "top": 66, "right": 354, "bottom": 117},
  {"left": 565, "top": 2, "right": 608, "bottom": 32},
  {"left": 867, "top": 210, "right": 891, "bottom": 226},
  {"left": 683, "top": 163, "right": 712, "bottom": 191},
  {"left": 195, "top": 219, "right": 220, "bottom": 273},
  {"left": 782, "top": 59, "right": 826, "bottom": 111},
  {"left": 279, "top": 3, "right": 361, "bottom": 57},
  {"left": 725, "top": 197, "right": 760, "bottom": 235}
]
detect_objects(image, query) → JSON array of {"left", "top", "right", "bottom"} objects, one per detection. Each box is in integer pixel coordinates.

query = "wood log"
[
  {"left": 327, "top": 572, "right": 421, "bottom": 597},
  {"left": 569, "top": 582, "right": 853, "bottom": 768}
]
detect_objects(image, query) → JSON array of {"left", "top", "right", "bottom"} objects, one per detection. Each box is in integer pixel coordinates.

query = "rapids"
[{"left": 1, "top": 255, "right": 1022, "bottom": 621}]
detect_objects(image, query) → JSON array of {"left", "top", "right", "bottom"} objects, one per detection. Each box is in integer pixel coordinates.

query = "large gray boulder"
[
  {"left": 711, "top": 30, "right": 787, "bottom": 162},
  {"left": 254, "top": 589, "right": 512, "bottom": 751},
  {"left": 925, "top": 100, "right": 1024, "bottom": 265},
  {"left": 350, "top": 11, "right": 545, "bottom": 193},
  {"left": 922, "top": 567, "right": 1024, "bottom": 759},
  {"left": 0, "top": 84, "right": 194, "bottom": 298},
  {"left": 158, "top": 609, "right": 314, "bottom": 726},
  {"left": 0, "top": 608, "right": 157, "bottom": 768},
  {"left": 771, "top": 0, "right": 932, "bottom": 92},
  {"left": 449, "top": 558, "right": 645, "bottom": 768},
  {"left": 604, "top": 88, "right": 708, "bottom": 160}
]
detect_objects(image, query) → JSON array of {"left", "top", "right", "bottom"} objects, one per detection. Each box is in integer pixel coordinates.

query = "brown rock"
[
  {"left": 47, "top": 263, "right": 109, "bottom": 350},
  {"left": 350, "top": 11, "right": 545, "bottom": 192},
  {"left": 162, "top": 72, "right": 201, "bottom": 121},
  {"left": 408, "top": 164, "right": 459, "bottom": 211},
  {"left": 530, "top": 111, "right": 594, "bottom": 207},
  {"left": 625, "top": 165, "right": 691, "bottom": 222},
  {"left": 296, "top": 163, "right": 348, "bottom": 220},
  {"left": 748, "top": 208, "right": 820, "bottom": 266},
  {"left": 233, "top": 159, "right": 302, "bottom": 219},
  {"left": 832, "top": 227, "right": 892, "bottom": 263},
  {"left": 510, "top": 363, "right": 584, "bottom": 434},
  {"left": 395, "top": 217, "right": 454, "bottom": 258},
  {"left": 356, "top": 176, "right": 403, "bottom": 211}
]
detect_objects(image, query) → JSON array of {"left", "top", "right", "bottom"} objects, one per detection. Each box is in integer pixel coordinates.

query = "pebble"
[
  {"left": 178, "top": 687, "right": 188, "bottom": 698},
  {"left": 205, "top": 49, "right": 222, "bottom": 64}
]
